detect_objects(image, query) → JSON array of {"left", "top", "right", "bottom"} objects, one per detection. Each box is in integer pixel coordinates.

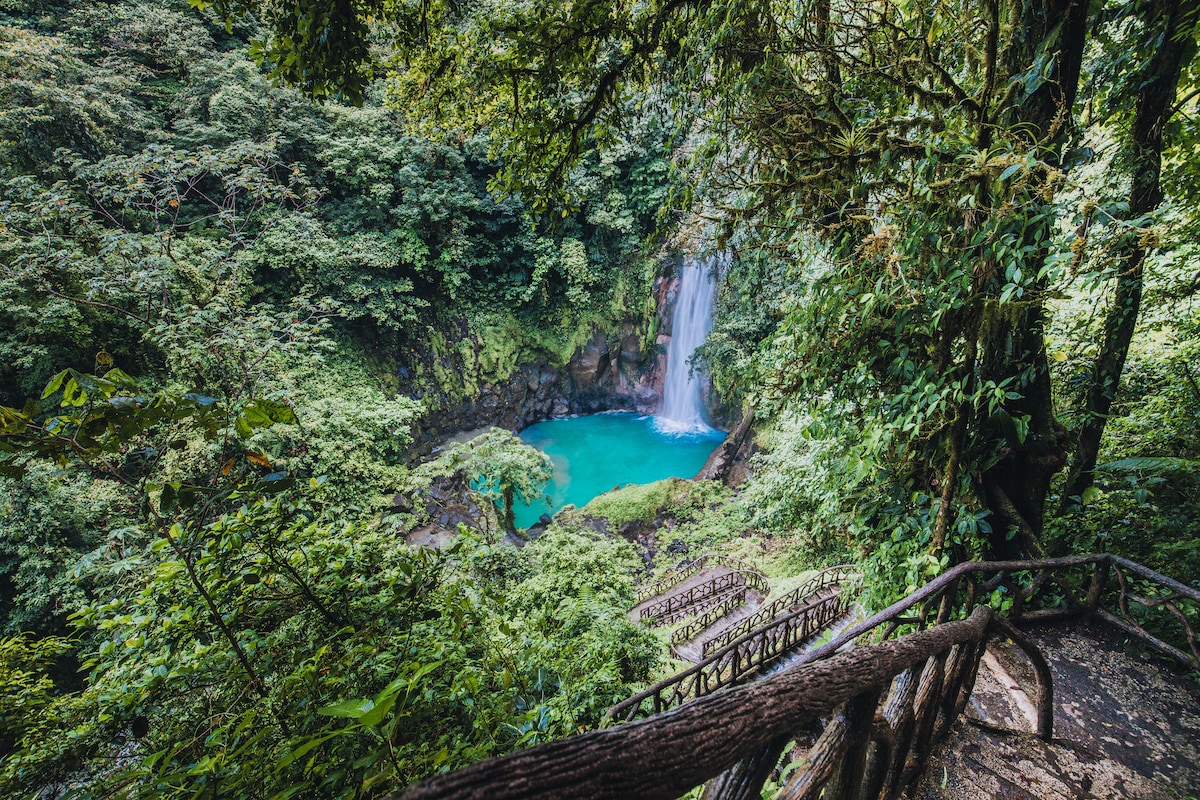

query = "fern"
[{"left": 1096, "top": 457, "right": 1200, "bottom": 475}]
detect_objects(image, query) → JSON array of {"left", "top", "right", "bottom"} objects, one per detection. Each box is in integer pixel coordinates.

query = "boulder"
[{"left": 696, "top": 410, "right": 757, "bottom": 486}]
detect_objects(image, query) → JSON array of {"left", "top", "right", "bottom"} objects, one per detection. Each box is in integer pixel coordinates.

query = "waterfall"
[{"left": 658, "top": 256, "right": 719, "bottom": 433}]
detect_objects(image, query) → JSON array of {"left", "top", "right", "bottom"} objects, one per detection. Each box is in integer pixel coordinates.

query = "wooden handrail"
[
  {"left": 634, "top": 554, "right": 769, "bottom": 603},
  {"left": 670, "top": 589, "right": 748, "bottom": 646},
  {"left": 635, "top": 558, "right": 712, "bottom": 603},
  {"left": 610, "top": 590, "right": 856, "bottom": 722},
  {"left": 652, "top": 584, "right": 748, "bottom": 630},
  {"left": 795, "top": 554, "right": 1198, "bottom": 671},
  {"left": 638, "top": 562, "right": 771, "bottom": 628},
  {"left": 639, "top": 571, "right": 748, "bottom": 626},
  {"left": 394, "top": 607, "right": 995, "bottom": 800}
]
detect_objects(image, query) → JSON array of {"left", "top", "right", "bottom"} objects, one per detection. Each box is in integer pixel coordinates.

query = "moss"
[
  {"left": 577, "top": 478, "right": 731, "bottom": 528},
  {"left": 397, "top": 308, "right": 619, "bottom": 407},
  {"left": 577, "top": 481, "right": 676, "bottom": 526},
  {"left": 416, "top": 328, "right": 468, "bottom": 400},
  {"left": 394, "top": 260, "right": 658, "bottom": 412},
  {"left": 474, "top": 317, "right": 524, "bottom": 381},
  {"left": 666, "top": 500, "right": 755, "bottom": 554},
  {"left": 456, "top": 334, "right": 481, "bottom": 387}
]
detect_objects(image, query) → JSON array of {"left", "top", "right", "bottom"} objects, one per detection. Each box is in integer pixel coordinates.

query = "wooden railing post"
[
  {"left": 935, "top": 577, "right": 959, "bottom": 625},
  {"left": 1088, "top": 557, "right": 1110, "bottom": 610},
  {"left": 825, "top": 687, "right": 883, "bottom": 800},
  {"left": 779, "top": 703, "right": 850, "bottom": 799},
  {"left": 947, "top": 639, "right": 985, "bottom": 727},
  {"left": 701, "top": 736, "right": 790, "bottom": 800},
  {"left": 869, "top": 667, "right": 919, "bottom": 800},
  {"left": 935, "top": 640, "right": 978, "bottom": 742},
  {"left": 897, "top": 652, "right": 946, "bottom": 793}
]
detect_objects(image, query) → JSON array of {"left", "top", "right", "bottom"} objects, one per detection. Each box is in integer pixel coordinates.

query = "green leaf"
[
  {"left": 62, "top": 377, "right": 86, "bottom": 407},
  {"left": 277, "top": 732, "right": 344, "bottom": 769},
  {"left": 1097, "top": 457, "right": 1199, "bottom": 475},
  {"left": 357, "top": 695, "right": 395, "bottom": 727},
  {"left": 255, "top": 472, "right": 295, "bottom": 494},
  {"left": 235, "top": 416, "right": 254, "bottom": 439},
  {"left": 104, "top": 368, "right": 139, "bottom": 389},
  {"left": 41, "top": 370, "right": 69, "bottom": 399},
  {"left": 242, "top": 399, "right": 299, "bottom": 429},
  {"left": 177, "top": 486, "right": 202, "bottom": 510},
  {"left": 318, "top": 698, "right": 372, "bottom": 719},
  {"left": 183, "top": 393, "right": 219, "bottom": 407},
  {"left": 160, "top": 483, "right": 179, "bottom": 513}
]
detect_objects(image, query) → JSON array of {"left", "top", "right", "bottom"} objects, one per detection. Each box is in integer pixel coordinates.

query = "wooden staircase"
[
  {"left": 633, "top": 568, "right": 764, "bottom": 628},
  {"left": 699, "top": 565, "right": 858, "bottom": 658},
  {"left": 631, "top": 556, "right": 772, "bottom": 630},
  {"left": 611, "top": 564, "right": 862, "bottom": 719}
]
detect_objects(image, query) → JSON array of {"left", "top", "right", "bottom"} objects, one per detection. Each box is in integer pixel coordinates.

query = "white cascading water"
[{"left": 658, "top": 256, "right": 719, "bottom": 433}]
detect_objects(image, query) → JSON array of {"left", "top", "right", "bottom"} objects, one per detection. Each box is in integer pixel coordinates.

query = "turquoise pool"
[{"left": 512, "top": 412, "right": 725, "bottom": 529}]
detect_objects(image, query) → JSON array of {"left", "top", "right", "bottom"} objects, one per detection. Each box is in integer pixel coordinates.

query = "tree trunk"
[
  {"left": 979, "top": 306, "right": 1066, "bottom": 558},
  {"left": 502, "top": 484, "right": 515, "bottom": 533},
  {"left": 975, "top": 0, "right": 1088, "bottom": 555},
  {"left": 1059, "top": 0, "right": 1196, "bottom": 510}
]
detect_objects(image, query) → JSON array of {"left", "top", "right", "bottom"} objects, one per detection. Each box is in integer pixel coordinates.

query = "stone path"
[{"left": 916, "top": 618, "right": 1200, "bottom": 800}]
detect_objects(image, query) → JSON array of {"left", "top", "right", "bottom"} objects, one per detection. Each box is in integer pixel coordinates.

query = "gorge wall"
[
  {"left": 401, "top": 272, "right": 679, "bottom": 451},
  {"left": 407, "top": 324, "right": 659, "bottom": 447}
]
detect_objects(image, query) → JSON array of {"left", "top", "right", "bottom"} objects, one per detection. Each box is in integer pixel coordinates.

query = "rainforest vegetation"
[{"left": 0, "top": 0, "right": 1198, "bottom": 796}]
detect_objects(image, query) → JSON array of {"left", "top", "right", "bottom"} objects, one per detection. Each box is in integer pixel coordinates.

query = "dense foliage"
[
  {"left": 0, "top": 0, "right": 673, "bottom": 795},
  {"left": 264, "top": 0, "right": 1198, "bottom": 585},
  {"left": 1, "top": 0, "right": 1198, "bottom": 795}
]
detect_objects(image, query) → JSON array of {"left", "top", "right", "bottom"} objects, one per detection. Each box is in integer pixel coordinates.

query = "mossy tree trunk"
[
  {"left": 1059, "top": 0, "right": 1197, "bottom": 511},
  {"left": 502, "top": 484, "right": 516, "bottom": 532},
  {"left": 971, "top": 0, "right": 1088, "bottom": 556}
]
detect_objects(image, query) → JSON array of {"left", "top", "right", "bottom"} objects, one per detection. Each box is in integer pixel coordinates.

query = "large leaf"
[
  {"left": 235, "top": 399, "right": 298, "bottom": 439},
  {"left": 1096, "top": 457, "right": 1199, "bottom": 475},
  {"left": 276, "top": 732, "right": 345, "bottom": 769},
  {"left": 318, "top": 698, "right": 374, "bottom": 720}
]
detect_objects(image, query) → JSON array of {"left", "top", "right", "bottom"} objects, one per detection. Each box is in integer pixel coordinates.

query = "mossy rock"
[{"left": 575, "top": 478, "right": 730, "bottom": 528}]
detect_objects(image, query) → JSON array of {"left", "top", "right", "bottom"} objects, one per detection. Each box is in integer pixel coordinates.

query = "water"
[
  {"left": 659, "top": 256, "right": 721, "bottom": 433},
  {"left": 513, "top": 412, "right": 725, "bottom": 529}
]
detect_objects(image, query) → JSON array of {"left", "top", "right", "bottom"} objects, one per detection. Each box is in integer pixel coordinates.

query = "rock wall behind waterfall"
[
  {"left": 400, "top": 271, "right": 675, "bottom": 452},
  {"left": 407, "top": 324, "right": 662, "bottom": 450}
]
